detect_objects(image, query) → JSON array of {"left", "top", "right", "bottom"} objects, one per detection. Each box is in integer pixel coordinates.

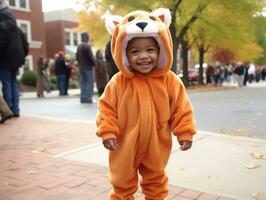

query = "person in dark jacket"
[
  {"left": 55, "top": 51, "right": 67, "bottom": 96},
  {"left": 94, "top": 49, "right": 108, "bottom": 96},
  {"left": 76, "top": 32, "right": 95, "bottom": 103},
  {"left": 0, "top": 0, "right": 28, "bottom": 117},
  {"left": 105, "top": 37, "right": 119, "bottom": 80}
]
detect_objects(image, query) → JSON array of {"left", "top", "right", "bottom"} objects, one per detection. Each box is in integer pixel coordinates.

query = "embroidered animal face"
[{"left": 105, "top": 8, "right": 173, "bottom": 77}]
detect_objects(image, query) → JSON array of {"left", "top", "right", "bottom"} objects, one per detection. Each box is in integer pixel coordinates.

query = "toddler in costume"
[{"left": 96, "top": 8, "right": 196, "bottom": 200}]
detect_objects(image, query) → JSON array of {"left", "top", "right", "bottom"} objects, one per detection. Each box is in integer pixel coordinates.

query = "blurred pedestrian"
[
  {"left": 76, "top": 32, "right": 95, "bottom": 103},
  {"left": 234, "top": 64, "right": 244, "bottom": 87},
  {"left": 255, "top": 65, "right": 261, "bottom": 82},
  {"left": 64, "top": 54, "right": 72, "bottom": 95},
  {"left": 243, "top": 64, "right": 249, "bottom": 86},
  {"left": 55, "top": 51, "right": 67, "bottom": 96},
  {"left": 105, "top": 37, "right": 119, "bottom": 80},
  {"left": 44, "top": 58, "right": 54, "bottom": 93},
  {"left": 0, "top": 0, "right": 29, "bottom": 117},
  {"left": 213, "top": 65, "right": 222, "bottom": 85},
  {"left": 248, "top": 63, "right": 256, "bottom": 83},
  {"left": 94, "top": 49, "right": 108, "bottom": 96},
  {"left": 0, "top": 95, "right": 13, "bottom": 123},
  {"left": 205, "top": 65, "right": 213, "bottom": 84},
  {"left": 36, "top": 56, "right": 46, "bottom": 97},
  {"left": 261, "top": 67, "right": 266, "bottom": 81}
]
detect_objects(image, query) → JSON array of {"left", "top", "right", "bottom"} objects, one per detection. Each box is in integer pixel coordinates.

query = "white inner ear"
[
  {"left": 152, "top": 8, "right": 171, "bottom": 28},
  {"left": 122, "top": 34, "right": 167, "bottom": 71},
  {"left": 105, "top": 15, "right": 122, "bottom": 35}
]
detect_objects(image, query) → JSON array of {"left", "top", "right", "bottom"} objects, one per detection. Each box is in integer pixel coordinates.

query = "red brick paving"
[{"left": 0, "top": 116, "right": 235, "bottom": 200}]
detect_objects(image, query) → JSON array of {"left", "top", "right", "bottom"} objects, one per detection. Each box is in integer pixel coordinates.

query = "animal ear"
[
  {"left": 152, "top": 8, "right": 171, "bottom": 28},
  {"left": 105, "top": 15, "right": 123, "bottom": 35}
]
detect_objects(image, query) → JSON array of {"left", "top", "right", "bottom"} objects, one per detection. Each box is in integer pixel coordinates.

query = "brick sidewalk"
[{"left": 0, "top": 117, "right": 234, "bottom": 200}]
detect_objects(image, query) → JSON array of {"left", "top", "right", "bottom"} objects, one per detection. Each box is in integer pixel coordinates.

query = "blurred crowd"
[
  {"left": 205, "top": 63, "right": 266, "bottom": 87},
  {"left": 34, "top": 33, "right": 118, "bottom": 103}
]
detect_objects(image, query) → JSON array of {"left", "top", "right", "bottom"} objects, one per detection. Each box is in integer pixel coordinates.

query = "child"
[{"left": 96, "top": 8, "right": 196, "bottom": 199}]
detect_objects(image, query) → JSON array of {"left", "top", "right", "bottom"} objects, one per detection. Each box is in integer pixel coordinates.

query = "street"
[{"left": 20, "top": 83, "right": 266, "bottom": 138}]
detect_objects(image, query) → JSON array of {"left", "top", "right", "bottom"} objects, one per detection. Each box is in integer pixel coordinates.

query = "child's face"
[{"left": 126, "top": 37, "right": 159, "bottom": 74}]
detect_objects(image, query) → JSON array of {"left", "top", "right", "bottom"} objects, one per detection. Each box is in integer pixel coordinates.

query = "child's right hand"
[{"left": 103, "top": 138, "right": 118, "bottom": 151}]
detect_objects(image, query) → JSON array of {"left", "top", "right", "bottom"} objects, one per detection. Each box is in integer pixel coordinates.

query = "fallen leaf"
[
  {"left": 246, "top": 164, "right": 261, "bottom": 169},
  {"left": 251, "top": 152, "right": 266, "bottom": 159},
  {"left": 174, "top": 167, "right": 184, "bottom": 172},
  {"left": 28, "top": 171, "right": 37, "bottom": 174},
  {"left": 251, "top": 192, "right": 260, "bottom": 199}
]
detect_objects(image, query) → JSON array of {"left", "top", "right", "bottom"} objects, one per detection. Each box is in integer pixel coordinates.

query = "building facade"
[
  {"left": 8, "top": 0, "right": 46, "bottom": 77},
  {"left": 8, "top": 1, "right": 81, "bottom": 77},
  {"left": 44, "top": 9, "right": 81, "bottom": 59}
]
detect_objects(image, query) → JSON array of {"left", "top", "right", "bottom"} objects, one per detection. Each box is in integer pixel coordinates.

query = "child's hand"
[
  {"left": 103, "top": 138, "right": 118, "bottom": 151},
  {"left": 179, "top": 140, "right": 192, "bottom": 151}
]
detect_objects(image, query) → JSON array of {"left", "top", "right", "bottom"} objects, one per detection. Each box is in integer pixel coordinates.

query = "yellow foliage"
[
  {"left": 235, "top": 42, "right": 263, "bottom": 62},
  {"left": 75, "top": 11, "right": 110, "bottom": 47}
]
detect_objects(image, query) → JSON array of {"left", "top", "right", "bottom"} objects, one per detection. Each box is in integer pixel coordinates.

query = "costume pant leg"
[
  {"left": 109, "top": 171, "right": 138, "bottom": 200},
  {"left": 139, "top": 164, "right": 168, "bottom": 200},
  {"left": 108, "top": 146, "right": 139, "bottom": 199}
]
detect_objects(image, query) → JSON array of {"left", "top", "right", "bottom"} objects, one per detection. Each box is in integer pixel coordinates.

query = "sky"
[{"left": 42, "top": 0, "right": 77, "bottom": 12}]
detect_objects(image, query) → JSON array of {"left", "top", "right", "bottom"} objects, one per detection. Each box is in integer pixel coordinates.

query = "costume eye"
[
  {"left": 149, "top": 16, "right": 156, "bottom": 21},
  {"left": 128, "top": 16, "right": 135, "bottom": 22}
]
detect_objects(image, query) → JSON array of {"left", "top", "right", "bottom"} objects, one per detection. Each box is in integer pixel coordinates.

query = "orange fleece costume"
[{"left": 96, "top": 8, "right": 196, "bottom": 200}]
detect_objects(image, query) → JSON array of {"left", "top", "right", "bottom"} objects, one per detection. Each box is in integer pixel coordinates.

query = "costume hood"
[{"left": 105, "top": 8, "right": 173, "bottom": 78}]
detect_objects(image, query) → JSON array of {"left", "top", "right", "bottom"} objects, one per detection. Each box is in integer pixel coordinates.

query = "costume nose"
[{"left": 136, "top": 22, "right": 148, "bottom": 31}]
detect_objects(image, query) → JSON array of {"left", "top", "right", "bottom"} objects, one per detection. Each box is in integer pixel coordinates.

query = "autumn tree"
[
  {"left": 76, "top": 0, "right": 265, "bottom": 86},
  {"left": 184, "top": 0, "right": 264, "bottom": 85}
]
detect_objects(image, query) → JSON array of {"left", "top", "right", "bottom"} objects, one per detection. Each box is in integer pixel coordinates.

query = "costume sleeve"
[
  {"left": 96, "top": 77, "right": 119, "bottom": 141},
  {"left": 167, "top": 72, "right": 196, "bottom": 142}
]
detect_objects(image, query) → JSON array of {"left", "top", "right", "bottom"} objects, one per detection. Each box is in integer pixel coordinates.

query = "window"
[
  {"left": 18, "top": 55, "right": 33, "bottom": 79},
  {"left": 65, "top": 31, "right": 71, "bottom": 46},
  {"left": 17, "top": 20, "right": 31, "bottom": 42},
  {"left": 9, "top": 0, "right": 15, "bottom": 6},
  {"left": 64, "top": 29, "right": 82, "bottom": 47},
  {"left": 20, "top": 24, "right": 28, "bottom": 40},
  {"left": 19, "top": 0, "right": 26, "bottom": 8},
  {"left": 8, "top": 0, "right": 29, "bottom": 10},
  {"left": 73, "top": 32, "right": 78, "bottom": 46}
]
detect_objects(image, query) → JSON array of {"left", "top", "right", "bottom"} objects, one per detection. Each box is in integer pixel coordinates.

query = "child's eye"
[
  {"left": 148, "top": 48, "right": 155, "bottom": 53},
  {"left": 131, "top": 50, "right": 139, "bottom": 54}
]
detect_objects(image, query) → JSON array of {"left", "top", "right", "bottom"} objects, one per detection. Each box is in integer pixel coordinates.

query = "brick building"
[
  {"left": 44, "top": 8, "right": 81, "bottom": 59},
  {"left": 8, "top": 0, "right": 81, "bottom": 77},
  {"left": 8, "top": 0, "right": 46, "bottom": 77}
]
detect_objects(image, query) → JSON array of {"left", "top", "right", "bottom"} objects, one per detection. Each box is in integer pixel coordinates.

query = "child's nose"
[{"left": 139, "top": 52, "right": 149, "bottom": 59}]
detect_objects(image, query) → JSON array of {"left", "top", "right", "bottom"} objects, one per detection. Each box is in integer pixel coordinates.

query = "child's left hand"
[{"left": 179, "top": 140, "right": 192, "bottom": 151}]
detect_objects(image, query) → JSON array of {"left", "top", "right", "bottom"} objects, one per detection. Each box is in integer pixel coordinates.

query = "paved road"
[
  {"left": 20, "top": 83, "right": 266, "bottom": 138},
  {"left": 190, "top": 86, "right": 266, "bottom": 138}
]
